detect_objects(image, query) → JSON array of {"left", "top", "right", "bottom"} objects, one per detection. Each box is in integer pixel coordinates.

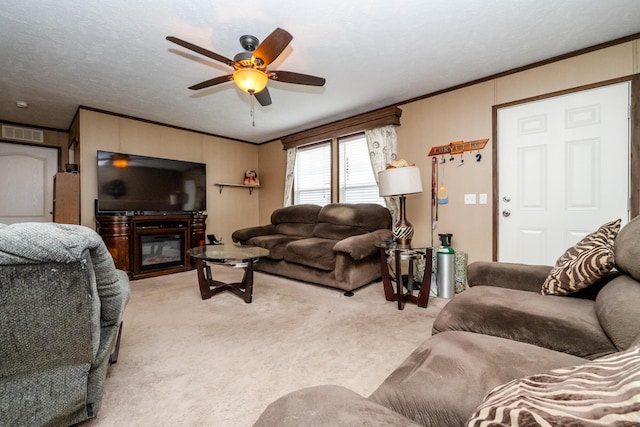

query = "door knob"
[{"left": 502, "top": 209, "right": 511, "bottom": 217}]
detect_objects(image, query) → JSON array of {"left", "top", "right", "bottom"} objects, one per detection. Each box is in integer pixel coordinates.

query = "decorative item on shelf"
[
  {"left": 243, "top": 169, "right": 260, "bottom": 187},
  {"left": 378, "top": 160, "right": 423, "bottom": 248}
]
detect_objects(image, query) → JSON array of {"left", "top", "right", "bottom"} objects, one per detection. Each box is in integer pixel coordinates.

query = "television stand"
[{"left": 96, "top": 212, "right": 207, "bottom": 279}]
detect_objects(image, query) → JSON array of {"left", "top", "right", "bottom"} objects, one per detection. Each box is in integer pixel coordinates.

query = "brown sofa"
[
  {"left": 232, "top": 203, "right": 393, "bottom": 293},
  {"left": 253, "top": 215, "right": 640, "bottom": 426}
]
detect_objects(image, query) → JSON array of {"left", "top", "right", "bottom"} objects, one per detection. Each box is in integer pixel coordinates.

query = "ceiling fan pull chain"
[{"left": 250, "top": 92, "right": 256, "bottom": 127}]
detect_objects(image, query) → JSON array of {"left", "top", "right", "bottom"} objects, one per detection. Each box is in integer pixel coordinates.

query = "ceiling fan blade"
[
  {"left": 251, "top": 28, "right": 293, "bottom": 67},
  {"left": 189, "top": 75, "right": 233, "bottom": 90},
  {"left": 268, "top": 70, "right": 326, "bottom": 87},
  {"left": 166, "top": 36, "right": 235, "bottom": 67},
  {"left": 254, "top": 87, "right": 272, "bottom": 106}
]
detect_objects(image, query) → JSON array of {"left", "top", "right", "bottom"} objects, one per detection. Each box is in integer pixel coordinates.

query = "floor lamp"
[{"left": 378, "top": 166, "right": 423, "bottom": 248}]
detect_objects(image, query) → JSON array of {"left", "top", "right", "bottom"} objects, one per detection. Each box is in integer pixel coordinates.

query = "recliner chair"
[{"left": 0, "top": 222, "right": 130, "bottom": 426}]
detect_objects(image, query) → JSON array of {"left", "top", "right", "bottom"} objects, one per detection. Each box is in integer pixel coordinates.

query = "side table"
[{"left": 377, "top": 242, "right": 433, "bottom": 310}]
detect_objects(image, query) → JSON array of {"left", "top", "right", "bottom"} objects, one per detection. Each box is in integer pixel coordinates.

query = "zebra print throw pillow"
[
  {"left": 467, "top": 345, "right": 640, "bottom": 426},
  {"left": 541, "top": 219, "right": 620, "bottom": 295}
]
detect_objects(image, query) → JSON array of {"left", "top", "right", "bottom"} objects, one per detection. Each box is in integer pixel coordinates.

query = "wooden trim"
[
  {"left": 287, "top": 34, "right": 640, "bottom": 150},
  {"left": 631, "top": 74, "right": 640, "bottom": 219},
  {"left": 281, "top": 106, "right": 402, "bottom": 150},
  {"left": 78, "top": 106, "right": 255, "bottom": 145},
  {"left": 399, "top": 33, "right": 640, "bottom": 108},
  {"left": 492, "top": 106, "right": 499, "bottom": 261},
  {"left": 494, "top": 75, "right": 638, "bottom": 110},
  {"left": 492, "top": 74, "right": 640, "bottom": 261},
  {"left": 75, "top": 34, "right": 639, "bottom": 147}
]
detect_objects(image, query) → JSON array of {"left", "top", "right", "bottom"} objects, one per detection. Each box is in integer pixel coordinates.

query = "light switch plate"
[
  {"left": 479, "top": 193, "right": 488, "bottom": 204},
  {"left": 464, "top": 193, "right": 476, "bottom": 204}
]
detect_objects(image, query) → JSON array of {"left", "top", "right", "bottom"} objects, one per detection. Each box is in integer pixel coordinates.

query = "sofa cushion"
[
  {"left": 333, "top": 229, "right": 393, "bottom": 260},
  {"left": 271, "top": 204, "right": 321, "bottom": 225},
  {"left": 246, "top": 234, "right": 305, "bottom": 260},
  {"left": 274, "top": 222, "right": 316, "bottom": 237},
  {"left": 284, "top": 238, "right": 338, "bottom": 271},
  {"left": 312, "top": 222, "right": 369, "bottom": 240},
  {"left": 232, "top": 224, "right": 276, "bottom": 244},
  {"left": 595, "top": 275, "right": 640, "bottom": 352},
  {"left": 316, "top": 203, "right": 391, "bottom": 231},
  {"left": 432, "top": 286, "right": 617, "bottom": 359},
  {"left": 614, "top": 215, "right": 640, "bottom": 281},
  {"left": 468, "top": 261, "right": 552, "bottom": 292},
  {"left": 370, "top": 331, "right": 585, "bottom": 427},
  {"left": 467, "top": 345, "right": 640, "bottom": 426},
  {"left": 541, "top": 219, "right": 620, "bottom": 295}
]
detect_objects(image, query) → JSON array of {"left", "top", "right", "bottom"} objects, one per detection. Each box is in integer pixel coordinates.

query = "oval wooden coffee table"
[{"left": 189, "top": 245, "right": 269, "bottom": 303}]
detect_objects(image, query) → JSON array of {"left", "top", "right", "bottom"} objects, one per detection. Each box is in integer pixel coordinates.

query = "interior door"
[
  {"left": 0, "top": 142, "right": 59, "bottom": 224},
  {"left": 497, "top": 82, "right": 630, "bottom": 265}
]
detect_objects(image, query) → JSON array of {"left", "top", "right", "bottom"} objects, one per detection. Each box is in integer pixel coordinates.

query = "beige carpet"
[{"left": 87, "top": 267, "right": 447, "bottom": 426}]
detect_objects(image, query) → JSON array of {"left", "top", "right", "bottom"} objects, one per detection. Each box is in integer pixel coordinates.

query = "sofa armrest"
[
  {"left": 231, "top": 224, "right": 277, "bottom": 243},
  {"left": 467, "top": 261, "right": 552, "bottom": 293},
  {"left": 333, "top": 229, "right": 393, "bottom": 260},
  {"left": 254, "top": 385, "right": 421, "bottom": 427}
]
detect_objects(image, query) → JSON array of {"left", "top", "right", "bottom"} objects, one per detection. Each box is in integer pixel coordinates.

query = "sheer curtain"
[
  {"left": 283, "top": 147, "right": 297, "bottom": 206},
  {"left": 365, "top": 125, "right": 399, "bottom": 222}
]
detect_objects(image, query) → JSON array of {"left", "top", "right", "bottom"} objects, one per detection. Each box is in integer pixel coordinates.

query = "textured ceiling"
[{"left": 2, "top": 1, "right": 640, "bottom": 144}]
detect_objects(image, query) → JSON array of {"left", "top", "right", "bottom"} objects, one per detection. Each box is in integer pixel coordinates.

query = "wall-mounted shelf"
[{"left": 215, "top": 183, "right": 259, "bottom": 195}]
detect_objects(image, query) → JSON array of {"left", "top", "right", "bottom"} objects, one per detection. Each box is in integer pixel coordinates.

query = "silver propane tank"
[{"left": 437, "top": 233, "right": 455, "bottom": 298}]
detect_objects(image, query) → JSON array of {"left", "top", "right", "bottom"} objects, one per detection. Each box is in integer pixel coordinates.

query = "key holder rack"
[{"left": 428, "top": 139, "right": 489, "bottom": 156}]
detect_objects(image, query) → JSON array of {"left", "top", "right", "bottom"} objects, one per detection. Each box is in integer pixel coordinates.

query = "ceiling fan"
[{"left": 166, "top": 28, "right": 326, "bottom": 106}]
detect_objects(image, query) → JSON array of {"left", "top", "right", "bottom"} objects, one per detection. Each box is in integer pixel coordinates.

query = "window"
[
  {"left": 293, "top": 134, "right": 385, "bottom": 206},
  {"left": 339, "top": 134, "right": 385, "bottom": 205},
  {"left": 294, "top": 143, "right": 331, "bottom": 205}
]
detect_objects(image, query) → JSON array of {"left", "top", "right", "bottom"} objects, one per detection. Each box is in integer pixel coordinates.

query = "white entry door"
[
  {"left": 497, "top": 82, "right": 630, "bottom": 265},
  {"left": 0, "top": 142, "right": 59, "bottom": 224}
]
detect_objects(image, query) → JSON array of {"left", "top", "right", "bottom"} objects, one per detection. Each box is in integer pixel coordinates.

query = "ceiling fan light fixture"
[{"left": 233, "top": 68, "right": 269, "bottom": 94}]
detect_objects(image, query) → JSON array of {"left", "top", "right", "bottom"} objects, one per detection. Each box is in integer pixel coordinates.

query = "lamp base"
[
  {"left": 393, "top": 226, "right": 414, "bottom": 248},
  {"left": 393, "top": 195, "right": 414, "bottom": 248}
]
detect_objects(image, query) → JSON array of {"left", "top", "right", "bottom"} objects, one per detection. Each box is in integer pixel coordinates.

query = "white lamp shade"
[{"left": 378, "top": 166, "right": 423, "bottom": 197}]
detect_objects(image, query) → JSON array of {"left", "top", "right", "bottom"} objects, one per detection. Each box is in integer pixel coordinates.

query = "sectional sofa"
[{"left": 254, "top": 216, "right": 640, "bottom": 426}]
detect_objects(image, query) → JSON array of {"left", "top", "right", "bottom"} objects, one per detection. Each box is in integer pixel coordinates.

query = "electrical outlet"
[
  {"left": 479, "top": 193, "right": 488, "bottom": 204},
  {"left": 464, "top": 194, "right": 476, "bottom": 204}
]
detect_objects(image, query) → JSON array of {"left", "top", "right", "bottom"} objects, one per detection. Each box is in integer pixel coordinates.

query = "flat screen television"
[{"left": 96, "top": 150, "right": 207, "bottom": 214}]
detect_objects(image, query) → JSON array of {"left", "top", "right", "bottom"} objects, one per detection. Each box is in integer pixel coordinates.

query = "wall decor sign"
[{"left": 428, "top": 138, "right": 489, "bottom": 156}]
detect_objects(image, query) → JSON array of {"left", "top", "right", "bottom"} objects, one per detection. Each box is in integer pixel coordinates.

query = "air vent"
[{"left": 2, "top": 125, "right": 44, "bottom": 143}]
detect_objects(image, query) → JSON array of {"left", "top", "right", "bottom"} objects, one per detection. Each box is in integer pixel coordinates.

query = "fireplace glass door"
[{"left": 140, "top": 233, "right": 184, "bottom": 272}]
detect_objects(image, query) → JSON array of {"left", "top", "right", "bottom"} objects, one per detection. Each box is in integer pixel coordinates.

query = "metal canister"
[{"left": 437, "top": 233, "right": 455, "bottom": 298}]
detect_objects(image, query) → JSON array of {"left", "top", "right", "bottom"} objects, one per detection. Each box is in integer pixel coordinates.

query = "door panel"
[
  {"left": 498, "top": 82, "right": 629, "bottom": 265},
  {"left": 0, "top": 142, "right": 58, "bottom": 224}
]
